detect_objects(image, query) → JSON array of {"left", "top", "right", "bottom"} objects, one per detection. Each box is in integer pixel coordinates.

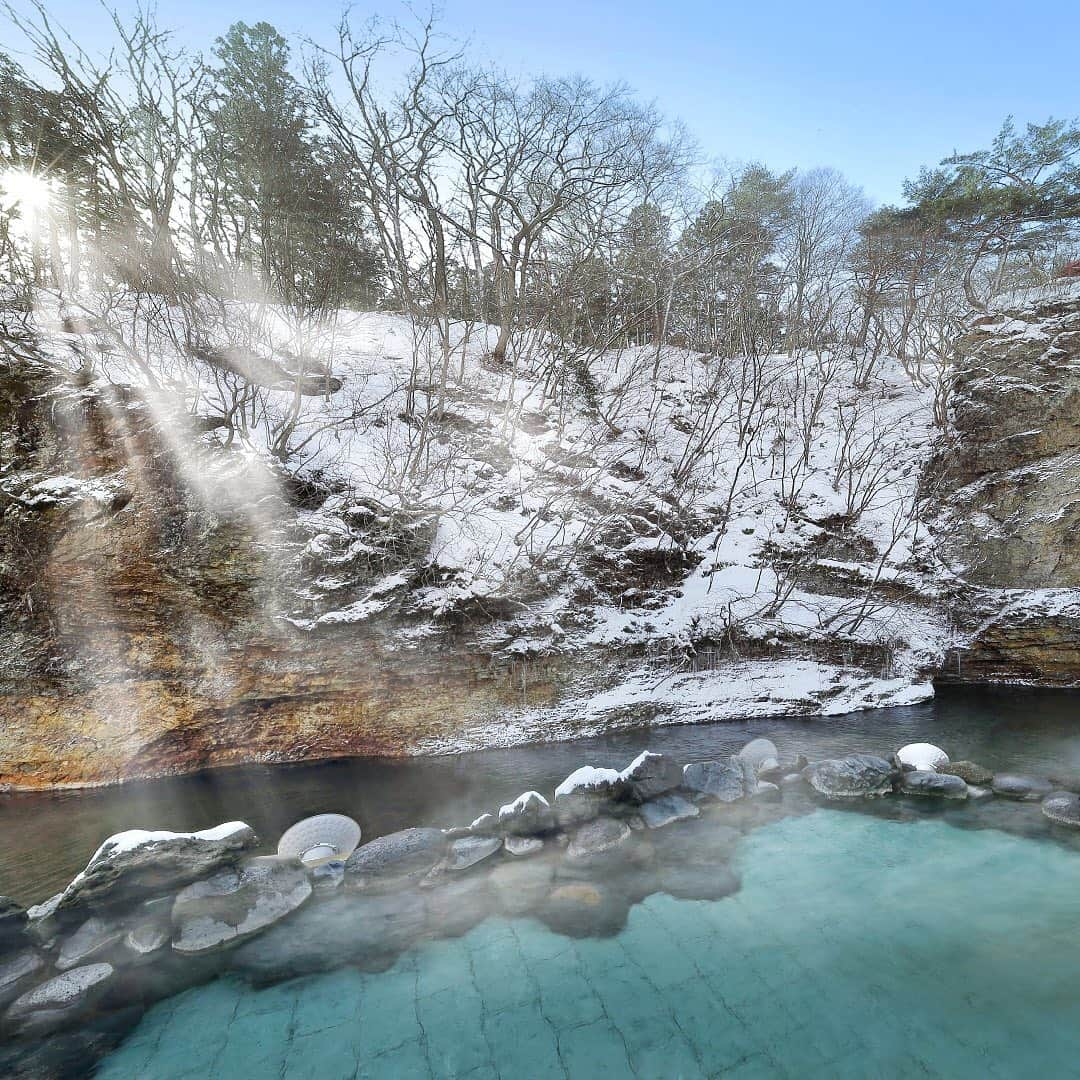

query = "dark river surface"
[{"left": 2, "top": 684, "right": 1079, "bottom": 905}]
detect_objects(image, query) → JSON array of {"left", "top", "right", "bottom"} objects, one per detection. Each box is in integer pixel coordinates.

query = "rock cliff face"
[{"left": 926, "top": 279, "right": 1080, "bottom": 683}]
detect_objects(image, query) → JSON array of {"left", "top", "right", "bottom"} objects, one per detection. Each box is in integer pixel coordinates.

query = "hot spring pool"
[{"left": 95, "top": 809, "right": 1080, "bottom": 1079}]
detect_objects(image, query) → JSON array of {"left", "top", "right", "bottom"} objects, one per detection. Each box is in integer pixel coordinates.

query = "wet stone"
[
  {"left": 343, "top": 828, "right": 447, "bottom": 892},
  {"left": 803, "top": 754, "right": 895, "bottom": 799},
  {"left": 1042, "top": 791, "right": 1080, "bottom": 827},
  {"left": 565, "top": 818, "right": 634, "bottom": 867},
  {"left": 682, "top": 760, "right": 746, "bottom": 802},
  {"left": 900, "top": 771, "right": 969, "bottom": 799},
  {"left": 0, "top": 949, "right": 44, "bottom": 1010},
  {"left": 940, "top": 760, "right": 994, "bottom": 786},
  {"left": 56, "top": 916, "right": 125, "bottom": 971},
  {"left": 639, "top": 793, "right": 700, "bottom": 829},
  {"left": 6, "top": 962, "right": 114, "bottom": 1031},
  {"left": 992, "top": 775, "right": 1054, "bottom": 801},
  {"left": 0, "top": 897, "right": 29, "bottom": 952},
  {"left": 445, "top": 836, "right": 502, "bottom": 871}
]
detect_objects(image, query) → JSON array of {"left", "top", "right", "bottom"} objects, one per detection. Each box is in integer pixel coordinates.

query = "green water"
[{"left": 96, "top": 810, "right": 1080, "bottom": 1079}]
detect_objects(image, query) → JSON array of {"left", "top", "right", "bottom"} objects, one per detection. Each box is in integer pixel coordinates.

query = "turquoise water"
[{"left": 97, "top": 809, "right": 1080, "bottom": 1079}]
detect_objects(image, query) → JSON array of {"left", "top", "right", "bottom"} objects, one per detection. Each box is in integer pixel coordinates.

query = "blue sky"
[{"left": 8, "top": 0, "right": 1079, "bottom": 205}]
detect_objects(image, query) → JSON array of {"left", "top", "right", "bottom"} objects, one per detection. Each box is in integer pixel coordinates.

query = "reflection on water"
[
  {"left": 3, "top": 684, "right": 1079, "bottom": 904},
  {"left": 96, "top": 810, "right": 1080, "bottom": 1079}
]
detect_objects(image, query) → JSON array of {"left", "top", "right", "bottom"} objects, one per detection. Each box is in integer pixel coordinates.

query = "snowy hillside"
[{"left": 10, "top": 293, "right": 954, "bottom": 742}]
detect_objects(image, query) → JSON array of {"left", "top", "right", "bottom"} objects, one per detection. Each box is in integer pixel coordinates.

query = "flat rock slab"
[
  {"left": 344, "top": 829, "right": 447, "bottom": 891},
  {"left": 992, "top": 775, "right": 1054, "bottom": 801},
  {"left": 6, "top": 962, "right": 113, "bottom": 1022},
  {"left": 56, "top": 916, "right": 126, "bottom": 971},
  {"left": 803, "top": 754, "right": 895, "bottom": 799},
  {"left": 172, "top": 856, "right": 312, "bottom": 954},
  {"left": 640, "top": 794, "right": 700, "bottom": 829},
  {"left": 1042, "top": 791, "right": 1080, "bottom": 827},
  {"left": 0, "top": 950, "right": 44, "bottom": 1009},
  {"left": 682, "top": 760, "right": 746, "bottom": 802},
  {"left": 446, "top": 836, "right": 502, "bottom": 871},
  {"left": 901, "top": 772, "right": 968, "bottom": 799}
]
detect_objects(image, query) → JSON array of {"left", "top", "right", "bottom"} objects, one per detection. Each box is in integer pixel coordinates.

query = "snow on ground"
[{"left": 23, "top": 291, "right": 958, "bottom": 731}]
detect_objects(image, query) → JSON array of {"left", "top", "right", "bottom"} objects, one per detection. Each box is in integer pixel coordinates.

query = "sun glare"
[{"left": 1, "top": 168, "right": 53, "bottom": 214}]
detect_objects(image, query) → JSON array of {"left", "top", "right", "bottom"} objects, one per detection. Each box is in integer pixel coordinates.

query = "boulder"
[
  {"left": 504, "top": 836, "right": 544, "bottom": 858},
  {"left": 553, "top": 767, "right": 622, "bottom": 825},
  {"left": 939, "top": 761, "right": 994, "bottom": 786},
  {"left": 618, "top": 752, "right": 683, "bottom": 802},
  {"left": 308, "top": 862, "right": 346, "bottom": 891},
  {"left": 56, "top": 916, "right": 125, "bottom": 971},
  {"left": 497, "top": 792, "right": 554, "bottom": 836},
  {"left": 5, "top": 963, "right": 114, "bottom": 1033},
  {"left": 682, "top": 759, "right": 747, "bottom": 802},
  {"left": 0, "top": 949, "right": 44, "bottom": 1010},
  {"left": 639, "top": 794, "right": 700, "bottom": 829},
  {"left": 564, "top": 818, "right": 633, "bottom": 867},
  {"left": 900, "top": 771, "right": 968, "bottom": 799},
  {"left": 56, "top": 822, "right": 256, "bottom": 915},
  {"left": 991, "top": 775, "right": 1054, "bottom": 801},
  {"left": 343, "top": 828, "right": 446, "bottom": 892},
  {"left": 803, "top": 754, "right": 895, "bottom": 799},
  {"left": 171, "top": 855, "right": 311, "bottom": 955},
  {"left": 737, "top": 738, "right": 779, "bottom": 772},
  {"left": 896, "top": 743, "right": 949, "bottom": 772},
  {"left": 1042, "top": 791, "right": 1080, "bottom": 827},
  {"left": 445, "top": 836, "right": 502, "bottom": 872}
]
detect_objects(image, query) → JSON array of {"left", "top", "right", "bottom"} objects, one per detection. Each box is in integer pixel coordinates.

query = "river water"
[{"left": 2, "top": 684, "right": 1079, "bottom": 905}]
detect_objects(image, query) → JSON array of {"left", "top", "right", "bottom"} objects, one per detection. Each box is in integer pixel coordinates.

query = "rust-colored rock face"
[{"left": 0, "top": 356, "right": 587, "bottom": 789}]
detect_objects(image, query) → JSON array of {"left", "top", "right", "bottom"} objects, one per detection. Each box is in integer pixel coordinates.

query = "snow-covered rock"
[
  {"left": 896, "top": 743, "right": 949, "bottom": 772},
  {"left": 497, "top": 791, "right": 554, "bottom": 836},
  {"left": 737, "top": 738, "right": 779, "bottom": 773},
  {"left": 553, "top": 766, "right": 622, "bottom": 825},
  {"left": 57, "top": 821, "right": 256, "bottom": 914},
  {"left": 618, "top": 752, "right": 683, "bottom": 802}
]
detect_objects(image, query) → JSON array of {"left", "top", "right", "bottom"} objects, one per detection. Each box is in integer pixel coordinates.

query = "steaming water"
[
  {"left": 3, "top": 684, "right": 1080, "bottom": 903},
  {"left": 96, "top": 810, "right": 1080, "bottom": 1079}
]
